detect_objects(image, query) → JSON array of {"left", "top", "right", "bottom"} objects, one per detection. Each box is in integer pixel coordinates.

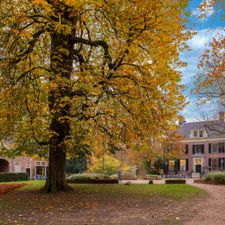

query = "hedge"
[
  {"left": 67, "top": 173, "right": 118, "bottom": 184},
  {"left": 165, "top": 179, "right": 186, "bottom": 184},
  {"left": 67, "top": 179, "right": 118, "bottom": 184},
  {"left": 204, "top": 172, "right": 225, "bottom": 184},
  {"left": 0, "top": 173, "right": 29, "bottom": 182}
]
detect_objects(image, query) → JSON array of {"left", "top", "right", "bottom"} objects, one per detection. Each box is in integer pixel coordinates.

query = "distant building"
[
  {"left": 166, "top": 112, "right": 225, "bottom": 175},
  {"left": 0, "top": 156, "right": 48, "bottom": 179}
]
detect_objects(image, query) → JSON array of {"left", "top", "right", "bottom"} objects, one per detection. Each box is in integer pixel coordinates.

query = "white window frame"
[
  {"left": 212, "top": 144, "right": 219, "bottom": 153},
  {"left": 14, "top": 161, "right": 21, "bottom": 173},
  {"left": 190, "top": 129, "right": 207, "bottom": 138},
  {"left": 180, "top": 160, "right": 186, "bottom": 171}
]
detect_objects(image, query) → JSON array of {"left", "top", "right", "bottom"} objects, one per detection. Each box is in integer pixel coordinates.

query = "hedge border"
[
  {"left": 67, "top": 179, "right": 118, "bottom": 184},
  {"left": 0, "top": 173, "right": 29, "bottom": 182},
  {"left": 165, "top": 179, "right": 186, "bottom": 184}
]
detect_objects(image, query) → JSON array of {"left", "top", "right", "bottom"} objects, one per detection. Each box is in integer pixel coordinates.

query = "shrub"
[
  {"left": 147, "top": 174, "right": 161, "bottom": 180},
  {"left": 67, "top": 173, "right": 113, "bottom": 181},
  {"left": 67, "top": 172, "right": 118, "bottom": 183},
  {"left": 0, "top": 173, "right": 29, "bottom": 182},
  {"left": 204, "top": 172, "right": 225, "bottom": 184}
]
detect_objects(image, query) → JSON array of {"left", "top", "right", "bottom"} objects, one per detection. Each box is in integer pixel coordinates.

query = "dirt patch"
[
  {"left": 0, "top": 185, "right": 205, "bottom": 225},
  {"left": 0, "top": 183, "right": 25, "bottom": 195},
  {"left": 185, "top": 183, "right": 225, "bottom": 225}
]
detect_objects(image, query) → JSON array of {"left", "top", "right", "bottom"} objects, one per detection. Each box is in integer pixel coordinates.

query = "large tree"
[{"left": 0, "top": 0, "right": 189, "bottom": 192}]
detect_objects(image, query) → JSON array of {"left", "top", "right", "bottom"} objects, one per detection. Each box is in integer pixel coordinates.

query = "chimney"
[{"left": 219, "top": 112, "right": 225, "bottom": 121}]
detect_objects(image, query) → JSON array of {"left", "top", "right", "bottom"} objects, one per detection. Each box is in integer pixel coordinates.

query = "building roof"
[{"left": 179, "top": 120, "right": 225, "bottom": 139}]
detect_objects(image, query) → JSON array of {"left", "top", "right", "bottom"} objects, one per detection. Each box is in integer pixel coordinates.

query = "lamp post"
[{"left": 102, "top": 156, "right": 105, "bottom": 176}]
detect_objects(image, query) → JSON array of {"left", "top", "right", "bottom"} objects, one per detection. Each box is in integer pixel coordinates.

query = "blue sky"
[{"left": 180, "top": 0, "right": 224, "bottom": 122}]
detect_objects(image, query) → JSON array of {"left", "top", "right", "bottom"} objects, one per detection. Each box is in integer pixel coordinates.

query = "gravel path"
[{"left": 185, "top": 183, "right": 225, "bottom": 225}]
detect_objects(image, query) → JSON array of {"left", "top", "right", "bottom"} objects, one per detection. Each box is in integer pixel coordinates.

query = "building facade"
[
  {"left": 167, "top": 113, "right": 225, "bottom": 175},
  {"left": 0, "top": 156, "right": 48, "bottom": 179}
]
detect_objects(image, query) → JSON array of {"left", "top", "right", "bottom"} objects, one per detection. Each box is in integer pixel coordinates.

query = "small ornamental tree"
[
  {"left": 89, "top": 155, "right": 121, "bottom": 175},
  {"left": 0, "top": 0, "right": 190, "bottom": 192}
]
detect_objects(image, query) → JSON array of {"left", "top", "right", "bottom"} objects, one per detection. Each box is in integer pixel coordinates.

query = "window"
[
  {"left": 180, "top": 160, "right": 186, "bottom": 171},
  {"left": 219, "top": 143, "right": 224, "bottom": 153},
  {"left": 199, "top": 130, "right": 204, "bottom": 137},
  {"left": 212, "top": 158, "right": 219, "bottom": 170},
  {"left": 36, "top": 161, "right": 45, "bottom": 166},
  {"left": 26, "top": 162, "right": 31, "bottom": 168},
  {"left": 195, "top": 158, "right": 202, "bottom": 164},
  {"left": 193, "top": 144, "right": 204, "bottom": 154},
  {"left": 193, "top": 130, "right": 198, "bottom": 137},
  {"left": 184, "top": 144, "right": 188, "bottom": 154},
  {"left": 36, "top": 166, "right": 45, "bottom": 176},
  {"left": 36, "top": 162, "right": 41, "bottom": 166},
  {"left": 209, "top": 143, "right": 225, "bottom": 153},
  {"left": 169, "top": 160, "right": 175, "bottom": 172},
  {"left": 14, "top": 161, "right": 21, "bottom": 173},
  {"left": 212, "top": 144, "right": 219, "bottom": 153},
  {"left": 190, "top": 129, "right": 207, "bottom": 138}
]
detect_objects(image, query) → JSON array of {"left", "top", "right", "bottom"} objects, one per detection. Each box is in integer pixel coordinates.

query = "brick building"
[
  {"left": 167, "top": 113, "right": 225, "bottom": 175},
  {"left": 0, "top": 156, "right": 48, "bottom": 179}
]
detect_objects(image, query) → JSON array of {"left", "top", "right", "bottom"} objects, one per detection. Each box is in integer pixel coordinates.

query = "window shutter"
[
  {"left": 208, "top": 158, "right": 211, "bottom": 167},
  {"left": 185, "top": 145, "right": 188, "bottom": 154},
  {"left": 219, "top": 158, "right": 221, "bottom": 169},
  {"left": 186, "top": 159, "right": 189, "bottom": 171},
  {"left": 177, "top": 159, "right": 180, "bottom": 172},
  {"left": 192, "top": 145, "right": 195, "bottom": 154},
  {"left": 223, "top": 158, "right": 225, "bottom": 170},
  {"left": 219, "top": 143, "right": 225, "bottom": 153},
  {"left": 209, "top": 143, "right": 211, "bottom": 154},
  {"left": 201, "top": 144, "right": 204, "bottom": 154}
]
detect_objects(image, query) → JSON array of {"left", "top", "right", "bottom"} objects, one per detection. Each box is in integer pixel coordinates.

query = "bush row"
[
  {"left": 0, "top": 173, "right": 29, "bottom": 182},
  {"left": 67, "top": 173, "right": 118, "bottom": 181},
  {"left": 204, "top": 172, "right": 225, "bottom": 184}
]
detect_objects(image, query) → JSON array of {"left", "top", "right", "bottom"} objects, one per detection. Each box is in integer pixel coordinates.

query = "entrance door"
[
  {"left": 195, "top": 164, "right": 201, "bottom": 173},
  {"left": 26, "top": 168, "right": 30, "bottom": 179}
]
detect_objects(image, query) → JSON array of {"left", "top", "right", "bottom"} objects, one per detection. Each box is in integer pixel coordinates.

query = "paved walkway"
[
  {"left": 119, "top": 179, "right": 195, "bottom": 184},
  {"left": 185, "top": 183, "right": 225, "bottom": 225}
]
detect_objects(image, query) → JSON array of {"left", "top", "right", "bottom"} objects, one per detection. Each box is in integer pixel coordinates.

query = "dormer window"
[
  {"left": 199, "top": 130, "right": 204, "bottom": 137},
  {"left": 193, "top": 130, "right": 198, "bottom": 137},
  {"left": 190, "top": 129, "right": 207, "bottom": 138}
]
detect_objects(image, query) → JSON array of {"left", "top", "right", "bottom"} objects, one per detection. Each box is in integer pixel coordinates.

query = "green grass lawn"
[
  {"left": 0, "top": 181, "right": 206, "bottom": 225},
  {"left": 1, "top": 180, "right": 206, "bottom": 200}
]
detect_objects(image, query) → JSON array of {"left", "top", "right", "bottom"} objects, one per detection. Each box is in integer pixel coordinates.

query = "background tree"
[
  {"left": 0, "top": 0, "right": 190, "bottom": 192},
  {"left": 88, "top": 155, "right": 121, "bottom": 175},
  {"left": 195, "top": 0, "right": 225, "bottom": 108},
  {"left": 121, "top": 130, "right": 183, "bottom": 174}
]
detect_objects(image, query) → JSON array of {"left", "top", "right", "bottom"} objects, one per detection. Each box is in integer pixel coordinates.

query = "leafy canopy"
[{"left": 0, "top": 0, "right": 190, "bottom": 157}]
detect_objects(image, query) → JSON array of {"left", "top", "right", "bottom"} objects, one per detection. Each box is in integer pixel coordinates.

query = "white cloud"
[
  {"left": 191, "top": 0, "right": 215, "bottom": 21},
  {"left": 186, "top": 31, "right": 209, "bottom": 49},
  {"left": 180, "top": 27, "right": 225, "bottom": 85}
]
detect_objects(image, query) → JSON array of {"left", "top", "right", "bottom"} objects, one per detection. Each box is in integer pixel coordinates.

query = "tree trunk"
[
  {"left": 42, "top": 16, "right": 75, "bottom": 192},
  {"left": 42, "top": 140, "right": 71, "bottom": 192}
]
